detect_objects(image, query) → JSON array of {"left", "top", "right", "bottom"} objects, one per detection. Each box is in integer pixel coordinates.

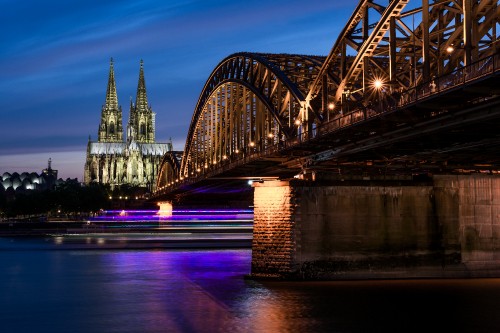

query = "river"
[{"left": 2, "top": 236, "right": 500, "bottom": 332}]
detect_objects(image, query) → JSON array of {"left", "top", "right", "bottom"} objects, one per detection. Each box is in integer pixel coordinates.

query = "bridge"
[
  {"left": 153, "top": 0, "right": 500, "bottom": 280},
  {"left": 155, "top": 0, "right": 500, "bottom": 200}
]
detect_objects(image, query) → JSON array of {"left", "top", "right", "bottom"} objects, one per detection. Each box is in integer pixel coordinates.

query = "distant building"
[
  {"left": 84, "top": 59, "right": 171, "bottom": 190},
  {"left": 1, "top": 158, "right": 70, "bottom": 192}
]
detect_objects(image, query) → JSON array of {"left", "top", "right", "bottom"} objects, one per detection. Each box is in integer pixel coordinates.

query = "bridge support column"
[{"left": 251, "top": 175, "right": 500, "bottom": 280}]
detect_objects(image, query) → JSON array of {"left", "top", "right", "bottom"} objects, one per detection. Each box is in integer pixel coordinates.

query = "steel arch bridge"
[{"left": 155, "top": 0, "right": 500, "bottom": 196}]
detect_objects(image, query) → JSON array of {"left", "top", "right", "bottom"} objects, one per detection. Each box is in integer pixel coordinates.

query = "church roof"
[{"left": 88, "top": 141, "right": 171, "bottom": 156}]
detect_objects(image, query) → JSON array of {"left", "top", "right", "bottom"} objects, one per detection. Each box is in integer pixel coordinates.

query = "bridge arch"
[
  {"left": 179, "top": 52, "right": 325, "bottom": 178},
  {"left": 154, "top": 0, "right": 500, "bottom": 197},
  {"left": 155, "top": 151, "right": 181, "bottom": 190}
]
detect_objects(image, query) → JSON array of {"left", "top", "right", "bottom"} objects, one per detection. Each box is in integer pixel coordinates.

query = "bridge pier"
[{"left": 250, "top": 175, "right": 500, "bottom": 280}]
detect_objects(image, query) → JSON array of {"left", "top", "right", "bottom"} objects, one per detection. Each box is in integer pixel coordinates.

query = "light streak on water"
[
  {"left": 88, "top": 209, "right": 254, "bottom": 229},
  {"left": 39, "top": 208, "right": 257, "bottom": 249}
]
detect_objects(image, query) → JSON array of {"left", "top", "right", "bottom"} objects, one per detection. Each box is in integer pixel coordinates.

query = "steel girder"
[
  {"left": 156, "top": 151, "right": 181, "bottom": 189},
  {"left": 307, "top": 0, "right": 500, "bottom": 117},
  {"left": 179, "top": 52, "right": 325, "bottom": 179}
]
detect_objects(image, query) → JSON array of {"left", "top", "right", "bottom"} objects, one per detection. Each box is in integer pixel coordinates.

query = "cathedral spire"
[
  {"left": 135, "top": 59, "right": 149, "bottom": 114},
  {"left": 105, "top": 57, "right": 119, "bottom": 111},
  {"left": 98, "top": 58, "right": 123, "bottom": 143},
  {"left": 130, "top": 59, "right": 155, "bottom": 143}
]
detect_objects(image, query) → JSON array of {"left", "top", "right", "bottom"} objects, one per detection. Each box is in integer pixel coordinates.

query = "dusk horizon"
[{"left": 1, "top": 0, "right": 353, "bottom": 180}]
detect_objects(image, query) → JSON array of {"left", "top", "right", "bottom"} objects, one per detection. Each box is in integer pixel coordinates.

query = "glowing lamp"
[
  {"left": 249, "top": 141, "right": 255, "bottom": 147},
  {"left": 446, "top": 45, "right": 454, "bottom": 53},
  {"left": 328, "top": 102, "right": 335, "bottom": 110},
  {"left": 295, "top": 119, "right": 301, "bottom": 125},
  {"left": 373, "top": 79, "right": 383, "bottom": 89},
  {"left": 268, "top": 133, "right": 274, "bottom": 138}
]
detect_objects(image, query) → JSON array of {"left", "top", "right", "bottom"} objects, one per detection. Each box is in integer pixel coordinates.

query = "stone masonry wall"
[
  {"left": 251, "top": 180, "right": 296, "bottom": 278},
  {"left": 251, "top": 175, "right": 500, "bottom": 280},
  {"left": 435, "top": 175, "right": 500, "bottom": 274}
]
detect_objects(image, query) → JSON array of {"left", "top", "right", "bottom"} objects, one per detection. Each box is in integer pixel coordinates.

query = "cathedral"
[{"left": 84, "top": 59, "right": 171, "bottom": 190}]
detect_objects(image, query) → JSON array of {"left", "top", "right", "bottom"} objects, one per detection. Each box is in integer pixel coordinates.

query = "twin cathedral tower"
[{"left": 84, "top": 59, "right": 171, "bottom": 189}]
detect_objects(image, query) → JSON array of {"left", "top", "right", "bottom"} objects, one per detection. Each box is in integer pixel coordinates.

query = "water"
[{"left": 2, "top": 237, "right": 500, "bottom": 333}]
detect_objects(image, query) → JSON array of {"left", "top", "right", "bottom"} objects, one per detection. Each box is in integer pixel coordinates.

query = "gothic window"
[
  {"left": 140, "top": 123, "right": 146, "bottom": 136},
  {"left": 109, "top": 122, "right": 115, "bottom": 135}
]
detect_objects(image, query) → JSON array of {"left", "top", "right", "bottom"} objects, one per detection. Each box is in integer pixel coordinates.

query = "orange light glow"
[
  {"left": 373, "top": 79, "right": 383, "bottom": 89},
  {"left": 157, "top": 201, "right": 173, "bottom": 217}
]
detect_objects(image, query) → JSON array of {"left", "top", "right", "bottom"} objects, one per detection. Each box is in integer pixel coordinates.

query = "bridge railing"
[{"left": 316, "top": 53, "right": 500, "bottom": 138}]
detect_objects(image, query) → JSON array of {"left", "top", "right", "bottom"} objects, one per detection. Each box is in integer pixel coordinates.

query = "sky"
[{"left": 0, "top": 0, "right": 356, "bottom": 180}]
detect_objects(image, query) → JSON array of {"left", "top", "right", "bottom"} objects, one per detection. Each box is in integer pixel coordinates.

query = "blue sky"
[{"left": 0, "top": 0, "right": 355, "bottom": 180}]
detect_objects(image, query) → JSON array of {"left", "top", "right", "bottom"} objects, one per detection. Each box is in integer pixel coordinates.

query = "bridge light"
[
  {"left": 328, "top": 102, "right": 335, "bottom": 110},
  {"left": 222, "top": 155, "right": 227, "bottom": 160},
  {"left": 248, "top": 180, "right": 253, "bottom": 185},
  {"left": 294, "top": 119, "right": 301, "bottom": 125},
  {"left": 196, "top": 168, "right": 201, "bottom": 172},
  {"left": 235, "top": 149, "right": 240, "bottom": 153},
  {"left": 268, "top": 133, "right": 274, "bottom": 138},
  {"left": 373, "top": 79, "right": 383, "bottom": 90},
  {"left": 249, "top": 141, "right": 255, "bottom": 147},
  {"left": 446, "top": 45, "right": 454, "bottom": 54},
  {"left": 204, "top": 164, "right": 208, "bottom": 169}
]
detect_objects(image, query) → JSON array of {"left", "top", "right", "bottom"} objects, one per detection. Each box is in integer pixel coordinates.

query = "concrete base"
[{"left": 251, "top": 174, "right": 500, "bottom": 280}]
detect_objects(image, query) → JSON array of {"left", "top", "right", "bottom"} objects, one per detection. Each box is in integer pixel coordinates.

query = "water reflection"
[{"left": 1, "top": 240, "right": 500, "bottom": 332}]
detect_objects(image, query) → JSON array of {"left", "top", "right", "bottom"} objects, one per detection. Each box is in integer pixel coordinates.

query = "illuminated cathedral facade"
[{"left": 84, "top": 59, "right": 171, "bottom": 190}]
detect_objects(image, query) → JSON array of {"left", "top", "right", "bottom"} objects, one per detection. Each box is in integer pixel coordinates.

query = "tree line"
[{"left": 0, "top": 182, "right": 149, "bottom": 220}]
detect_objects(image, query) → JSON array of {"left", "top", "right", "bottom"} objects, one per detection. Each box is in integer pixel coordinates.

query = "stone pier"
[{"left": 250, "top": 175, "right": 500, "bottom": 280}]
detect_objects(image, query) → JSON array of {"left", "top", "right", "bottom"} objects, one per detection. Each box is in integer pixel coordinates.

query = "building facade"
[{"left": 84, "top": 59, "right": 171, "bottom": 190}]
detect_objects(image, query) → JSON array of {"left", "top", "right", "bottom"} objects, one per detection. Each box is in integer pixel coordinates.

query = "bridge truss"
[{"left": 156, "top": 0, "right": 500, "bottom": 194}]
